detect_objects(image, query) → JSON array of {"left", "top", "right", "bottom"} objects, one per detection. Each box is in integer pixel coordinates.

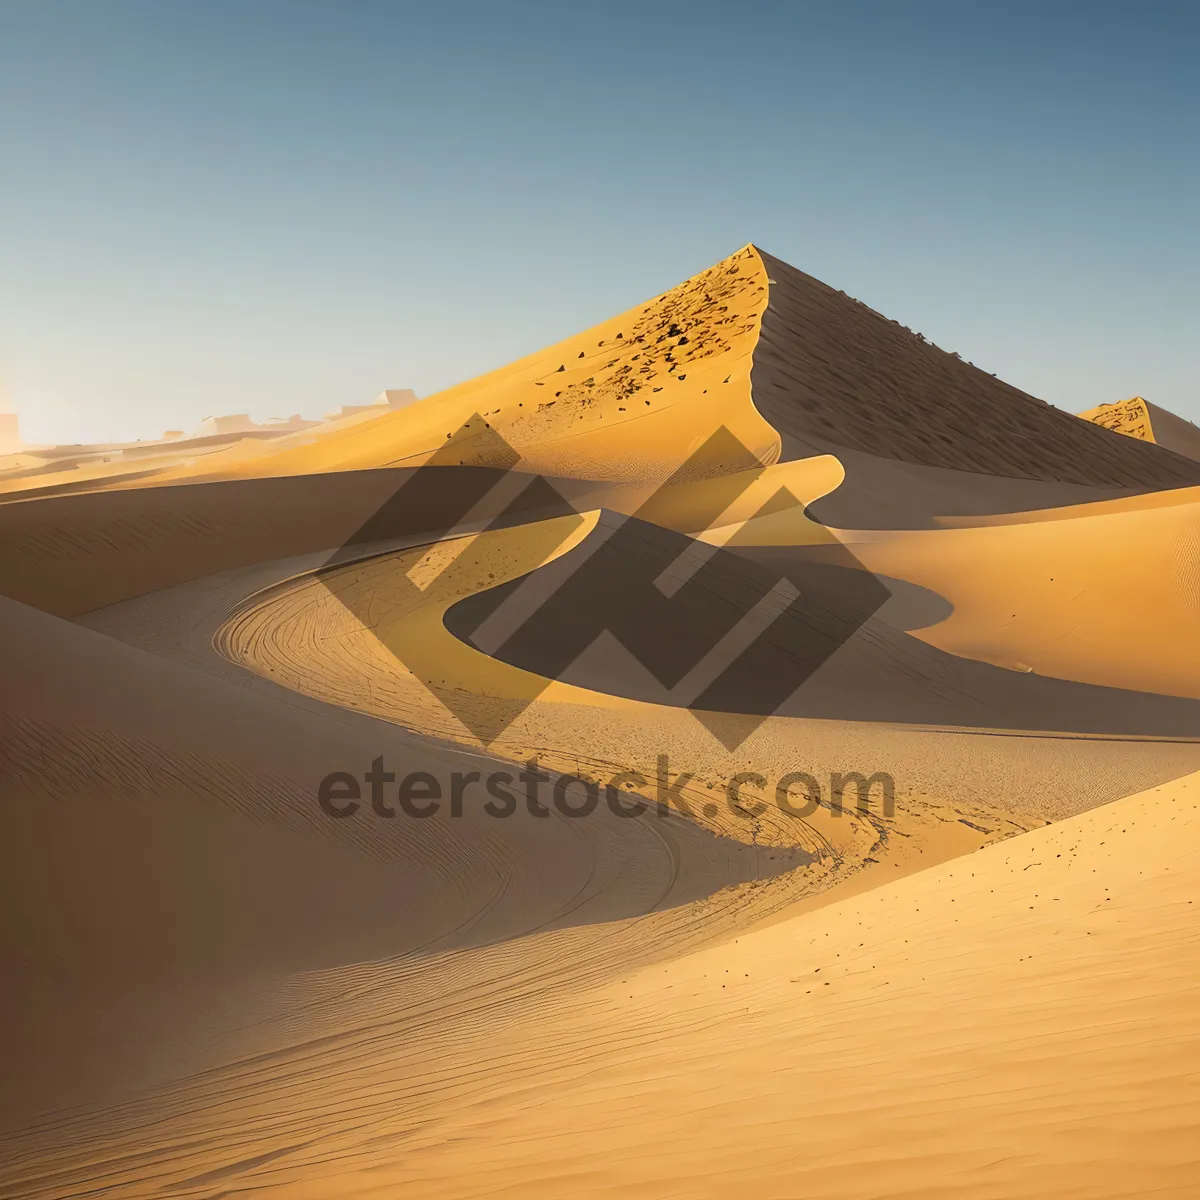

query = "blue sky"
[{"left": 1, "top": 0, "right": 1197, "bottom": 445}]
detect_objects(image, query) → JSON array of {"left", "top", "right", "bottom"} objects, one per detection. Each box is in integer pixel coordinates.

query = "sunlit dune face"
[{"left": 7, "top": 242, "right": 1200, "bottom": 1200}]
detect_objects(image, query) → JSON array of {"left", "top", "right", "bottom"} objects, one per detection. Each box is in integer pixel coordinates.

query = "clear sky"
[{"left": 1, "top": 0, "right": 1197, "bottom": 446}]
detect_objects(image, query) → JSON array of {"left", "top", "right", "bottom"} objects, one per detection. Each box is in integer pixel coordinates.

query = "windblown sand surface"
[
  {"left": 1080, "top": 396, "right": 1200, "bottom": 464},
  {"left": 2, "top": 245, "right": 1198, "bottom": 1196},
  {"left": 367, "top": 770, "right": 1200, "bottom": 1200}
]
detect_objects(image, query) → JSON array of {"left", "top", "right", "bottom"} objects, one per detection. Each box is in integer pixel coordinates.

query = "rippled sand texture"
[{"left": 3, "top": 245, "right": 1199, "bottom": 1197}]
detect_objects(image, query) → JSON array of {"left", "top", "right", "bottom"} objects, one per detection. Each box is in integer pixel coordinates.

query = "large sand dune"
[
  {"left": 0, "top": 589, "right": 800, "bottom": 1124},
  {"left": 7, "top": 245, "right": 1197, "bottom": 511},
  {"left": 375, "top": 769, "right": 1200, "bottom": 1200},
  {"left": 2, "top": 244, "right": 1198, "bottom": 1195}
]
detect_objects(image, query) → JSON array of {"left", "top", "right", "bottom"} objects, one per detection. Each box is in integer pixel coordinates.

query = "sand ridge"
[
  {"left": 55, "top": 246, "right": 781, "bottom": 492},
  {"left": 4, "top": 243, "right": 1200, "bottom": 1197},
  {"left": 1080, "top": 395, "right": 1200, "bottom": 465},
  {"left": 850, "top": 484, "right": 1200, "bottom": 701},
  {"left": 753, "top": 251, "right": 1200, "bottom": 489}
]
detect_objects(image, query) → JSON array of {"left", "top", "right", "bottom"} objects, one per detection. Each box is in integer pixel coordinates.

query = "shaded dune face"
[
  {"left": 0, "top": 590, "right": 806, "bottom": 1123},
  {"left": 749, "top": 248, "right": 1200, "bottom": 528},
  {"left": 1145, "top": 401, "right": 1200, "bottom": 463},
  {"left": 441, "top": 521, "right": 1200, "bottom": 737},
  {"left": 441, "top": 512, "right": 890, "bottom": 728},
  {"left": 6, "top": 243, "right": 1200, "bottom": 1199},
  {"left": 0, "top": 464, "right": 591, "bottom": 618},
  {"left": 751, "top": 249, "right": 1200, "bottom": 486}
]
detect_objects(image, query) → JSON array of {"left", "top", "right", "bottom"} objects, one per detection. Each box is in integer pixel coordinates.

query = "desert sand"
[
  {"left": 1081, "top": 395, "right": 1200, "bottom": 464},
  {"left": 2, "top": 246, "right": 1198, "bottom": 1197}
]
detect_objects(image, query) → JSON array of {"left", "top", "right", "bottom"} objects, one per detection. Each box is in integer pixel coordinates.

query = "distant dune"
[{"left": 1080, "top": 395, "right": 1200, "bottom": 464}]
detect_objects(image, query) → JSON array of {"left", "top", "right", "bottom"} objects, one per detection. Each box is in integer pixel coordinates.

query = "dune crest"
[
  {"left": 852, "top": 486, "right": 1200, "bottom": 700},
  {"left": 141, "top": 245, "right": 781, "bottom": 489},
  {"left": 5, "top": 242, "right": 1200, "bottom": 1197}
]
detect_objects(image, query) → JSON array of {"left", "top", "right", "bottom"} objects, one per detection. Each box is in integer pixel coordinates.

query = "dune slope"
[
  {"left": 0, "top": 590, "right": 799, "bottom": 1132},
  {"left": 333, "top": 770, "right": 1200, "bottom": 1200},
  {"left": 753, "top": 250, "right": 1200, "bottom": 488},
  {"left": 854, "top": 485, "right": 1200, "bottom": 703},
  {"left": 4, "top": 240, "right": 1199, "bottom": 1198},
  {"left": 1080, "top": 396, "right": 1200, "bottom": 464}
]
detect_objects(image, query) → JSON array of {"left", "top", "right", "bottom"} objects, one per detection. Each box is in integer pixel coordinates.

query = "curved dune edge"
[
  {"left": 219, "top": 512, "right": 905, "bottom": 861},
  {"left": 0, "top": 586, "right": 825, "bottom": 1135},
  {"left": 301, "top": 769, "right": 1200, "bottom": 1200},
  {"left": 848, "top": 487, "right": 1200, "bottom": 700},
  {"left": 14, "top": 756, "right": 1196, "bottom": 1199},
  {"left": 8, "top": 243, "right": 1200, "bottom": 505},
  {"left": 218, "top": 512, "right": 1098, "bottom": 891},
  {"left": 641, "top": 453, "right": 846, "bottom": 546},
  {"left": 138, "top": 246, "right": 780, "bottom": 489}
]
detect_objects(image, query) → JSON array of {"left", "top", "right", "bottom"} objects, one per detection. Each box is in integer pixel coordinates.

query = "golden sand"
[
  {"left": 4, "top": 245, "right": 1199, "bottom": 1198},
  {"left": 1079, "top": 395, "right": 1158, "bottom": 442},
  {"left": 852, "top": 486, "right": 1200, "bottom": 699}
]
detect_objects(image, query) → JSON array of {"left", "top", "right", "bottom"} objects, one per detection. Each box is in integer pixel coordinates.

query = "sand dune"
[
  {"left": 372, "top": 769, "right": 1200, "bottom": 1200},
  {"left": 6, "top": 658, "right": 1194, "bottom": 1196},
  {"left": 852, "top": 485, "right": 1200, "bottom": 701},
  {"left": 754, "top": 252, "right": 1200, "bottom": 488},
  {"left": 11, "top": 244, "right": 1197, "bottom": 512},
  {"left": 3, "top": 243, "right": 1198, "bottom": 1196},
  {"left": 1080, "top": 395, "right": 1200, "bottom": 464},
  {"left": 0, "top": 462, "right": 595, "bottom": 617},
  {"left": 0, "top": 588, "right": 800, "bottom": 1128}
]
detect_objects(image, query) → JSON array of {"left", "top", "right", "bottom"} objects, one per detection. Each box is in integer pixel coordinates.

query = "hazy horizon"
[{"left": 2, "top": 0, "right": 1198, "bottom": 446}]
